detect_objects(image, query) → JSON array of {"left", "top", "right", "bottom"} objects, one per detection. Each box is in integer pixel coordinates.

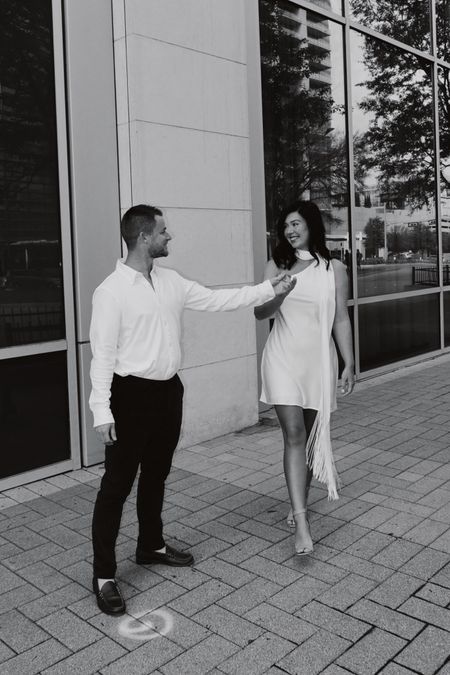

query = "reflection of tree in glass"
[
  {"left": 439, "top": 67, "right": 450, "bottom": 183},
  {"left": 260, "top": 0, "right": 347, "bottom": 236},
  {"left": 0, "top": 0, "right": 59, "bottom": 238},
  {"left": 350, "top": 0, "right": 430, "bottom": 52},
  {"left": 364, "top": 217, "right": 384, "bottom": 258},
  {"left": 353, "top": 33, "right": 435, "bottom": 210},
  {"left": 436, "top": 0, "right": 450, "bottom": 63},
  {"left": 388, "top": 223, "right": 437, "bottom": 257}
]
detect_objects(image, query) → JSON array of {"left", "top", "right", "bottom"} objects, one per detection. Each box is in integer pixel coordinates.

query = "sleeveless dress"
[{"left": 260, "top": 257, "right": 340, "bottom": 499}]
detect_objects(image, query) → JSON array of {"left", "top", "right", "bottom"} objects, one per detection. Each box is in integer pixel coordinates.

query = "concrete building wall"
[{"left": 112, "top": 0, "right": 261, "bottom": 446}]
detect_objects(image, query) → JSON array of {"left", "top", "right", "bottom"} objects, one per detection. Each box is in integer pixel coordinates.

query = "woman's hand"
[{"left": 340, "top": 365, "right": 355, "bottom": 396}]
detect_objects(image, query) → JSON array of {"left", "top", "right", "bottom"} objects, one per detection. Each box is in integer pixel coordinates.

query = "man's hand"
[
  {"left": 340, "top": 365, "right": 355, "bottom": 396},
  {"left": 95, "top": 423, "right": 117, "bottom": 446},
  {"left": 270, "top": 272, "right": 297, "bottom": 297}
]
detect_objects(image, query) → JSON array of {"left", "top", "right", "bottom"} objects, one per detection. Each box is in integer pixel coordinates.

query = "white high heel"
[{"left": 293, "top": 509, "right": 314, "bottom": 556}]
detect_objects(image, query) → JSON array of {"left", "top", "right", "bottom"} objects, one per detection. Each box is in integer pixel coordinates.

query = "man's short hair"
[{"left": 120, "top": 205, "right": 163, "bottom": 249}]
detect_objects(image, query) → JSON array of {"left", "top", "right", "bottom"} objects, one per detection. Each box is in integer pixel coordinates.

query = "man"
[{"left": 89, "top": 204, "right": 296, "bottom": 615}]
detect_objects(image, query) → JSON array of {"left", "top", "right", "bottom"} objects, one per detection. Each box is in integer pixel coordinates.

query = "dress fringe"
[{"left": 306, "top": 410, "right": 340, "bottom": 501}]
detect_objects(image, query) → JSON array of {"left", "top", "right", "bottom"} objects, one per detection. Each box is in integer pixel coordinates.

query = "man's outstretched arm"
[{"left": 182, "top": 273, "right": 296, "bottom": 312}]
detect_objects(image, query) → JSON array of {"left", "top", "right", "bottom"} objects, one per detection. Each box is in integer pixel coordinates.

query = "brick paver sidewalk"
[{"left": 0, "top": 358, "right": 449, "bottom": 674}]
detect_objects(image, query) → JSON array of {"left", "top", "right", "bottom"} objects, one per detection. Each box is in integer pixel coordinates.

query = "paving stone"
[
  {"left": 0, "top": 638, "right": 71, "bottom": 675},
  {"left": 345, "top": 531, "right": 394, "bottom": 559},
  {"left": 329, "top": 551, "right": 393, "bottom": 583},
  {"left": 269, "top": 575, "right": 330, "bottom": 613},
  {"left": 367, "top": 572, "right": 427, "bottom": 609},
  {"left": 394, "top": 625, "right": 450, "bottom": 674},
  {"left": 337, "top": 628, "right": 406, "bottom": 675},
  {"left": 379, "top": 664, "right": 418, "bottom": 675},
  {"left": 403, "top": 519, "right": 449, "bottom": 546},
  {"left": 194, "top": 604, "right": 264, "bottom": 647},
  {"left": 220, "top": 632, "right": 295, "bottom": 674},
  {"left": 284, "top": 556, "right": 348, "bottom": 584},
  {"left": 398, "top": 596, "right": 450, "bottom": 631},
  {"left": 0, "top": 563, "right": 27, "bottom": 593},
  {"left": 0, "top": 582, "right": 43, "bottom": 613},
  {"left": 348, "top": 598, "right": 424, "bottom": 639},
  {"left": 38, "top": 608, "right": 103, "bottom": 650},
  {"left": 167, "top": 579, "right": 233, "bottom": 617},
  {"left": 186, "top": 536, "right": 231, "bottom": 563},
  {"left": 38, "top": 524, "right": 89, "bottom": 549},
  {"left": 277, "top": 629, "right": 351, "bottom": 675},
  {"left": 415, "top": 582, "right": 450, "bottom": 607},
  {"left": 20, "top": 581, "right": 90, "bottom": 620},
  {"left": 236, "top": 519, "right": 288, "bottom": 543},
  {"left": 148, "top": 564, "right": 209, "bottom": 591},
  {"left": 352, "top": 505, "right": 398, "bottom": 529},
  {"left": 399, "top": 547, "right": 449, "bottom": 581},
  {"left": 239, "top": 555, "right": 301, "bottom": 587},
  {"left": 430, "top": 528, "right": 450, "bottom": 554},
  {"left": 17, "top": 561, "right": 71, "bottom": 593},
  {"left": 195, "top": 556, "right": 255, "bottom": 588},
  {"left": 41, "top": 636, "right": 126, "bottom": 675},
  {"left": 245, "top": 602, "right": 317, "bottom": 644},
  {"left": 160, "top": 634, "right": 238, "bottom": 675},
  {"left": 219, "top": 577, "right": 282, "bottom": 614},
  {"left": 3, "top": 542, "right": 64, "bottom": 571},
  {"left": 316, "top": 573, "right": 376, "bottom": 611},
  {"left": 217, "top": 536, "right": 269, "bottom": 564},
  {"left": 297, "top": 600, "right": 370, "bottom": 642},
  {"left": 431, "top": 562, "right": 450, "bottom": 589},
  {"left": 371, "top": 539, "right": 423, "bottom": 570},
  {"left": 1, "top": 526, "right": 49, "bottom": 549},
  {"left": 125, "top": 580, "right": 186, "bottom": 617},
  {"left": 0, "top": 609, "right": 49, "bottom": 652},
  {"left": 160, "top": 609, "right": 211, "bottom": 649},
  {"left": 376, "top": 512, "right": 425, "bottom": 537}
]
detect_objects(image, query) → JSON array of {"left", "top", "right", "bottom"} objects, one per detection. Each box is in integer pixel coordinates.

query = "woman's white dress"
[{"left": 260, "top": 257, "right": 340, "bottom": 499}]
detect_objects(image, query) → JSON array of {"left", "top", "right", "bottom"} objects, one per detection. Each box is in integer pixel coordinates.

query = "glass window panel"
[
  {"left": 305, "top": 0, "right": 343, "bottom": 16},
  {"left": 359, "top": 294, "right": 440, "bottom": 371},
  {"left": 444, "top": 291, "right": 450, "bottom": 346},
  {"left": 259, "top": 1, "right": 350, "bottom": 283},
  {"left": 440, "top": 66, "right": 450, "bottom": 283},
  {"left": 349, "top": 1, "right": 430, "bottom": 52},
  {"left": 0, "top": 1, "right": 65, "bottom": 348},
  {"left": 0, "top": 352, "right": 71, "bottom": 479},
  {"left": 350, "top": 31, "right": 437, "bottom": 298},
  {"left": 436, "top": 0, "right": 450, "bottom": 63}
]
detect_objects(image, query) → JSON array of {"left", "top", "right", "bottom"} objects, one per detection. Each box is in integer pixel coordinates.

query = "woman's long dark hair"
[{"left": 272, "top": 201, "right": 331, "bottom": 270}]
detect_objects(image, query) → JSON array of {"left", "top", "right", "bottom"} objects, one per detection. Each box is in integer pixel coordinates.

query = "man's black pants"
[{"left": 92, "top": 373, "right": 184, "bottom": 579}]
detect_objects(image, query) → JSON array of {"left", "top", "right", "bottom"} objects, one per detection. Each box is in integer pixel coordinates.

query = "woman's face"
[{"left": 284, "top": 212, "right": 309, "bottom": 250}]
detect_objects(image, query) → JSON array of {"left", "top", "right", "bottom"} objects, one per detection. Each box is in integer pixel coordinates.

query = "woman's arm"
[
  {"left": 254, "top": 259, "right": 293, "bottom": 320},
  {"left": 331, "top": 259, "right": 355, "bottom": 396}
]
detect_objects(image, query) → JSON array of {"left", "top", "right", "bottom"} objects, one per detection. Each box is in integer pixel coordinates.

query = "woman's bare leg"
[{"left": 275, "top": 405, "right": 313, "bottom": 552}]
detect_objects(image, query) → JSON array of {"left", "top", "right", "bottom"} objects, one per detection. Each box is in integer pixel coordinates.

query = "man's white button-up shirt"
[{"left": 89, "top": 260, "right": 275, "bottom": 427}]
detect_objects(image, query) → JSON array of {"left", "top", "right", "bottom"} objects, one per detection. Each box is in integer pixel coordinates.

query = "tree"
[
  {"left": 364, "top": 217, "right": 385, "bottom": 258},
  {"left": 350, "top": 1, "right": 448, "bottom": 208}
]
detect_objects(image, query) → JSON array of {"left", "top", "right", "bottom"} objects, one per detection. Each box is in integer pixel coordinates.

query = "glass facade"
[
  {"left": 0, "top": 0, "right": 65, "bottom": 349},
  {"left": 259, "top": 0, "right": 450, "bottom": 373},
  {"left": 0, "top": 1, "right": 72, "bottom": 481}
]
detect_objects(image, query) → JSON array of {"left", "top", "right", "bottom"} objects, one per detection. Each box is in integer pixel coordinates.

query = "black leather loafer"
[
  {"left": 136, "top": 544, "right": 194, "bottom": 567},
  {"left": 93, "top": 578, "right": 126, "bottom": 616}
]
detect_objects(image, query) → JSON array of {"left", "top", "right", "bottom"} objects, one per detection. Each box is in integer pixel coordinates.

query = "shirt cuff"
[
  {"left": 261, "top": 278, "right": 276, "bottom": 300},
  {"left": 91, "top": 405, "right": 115, "bottom": 428}
]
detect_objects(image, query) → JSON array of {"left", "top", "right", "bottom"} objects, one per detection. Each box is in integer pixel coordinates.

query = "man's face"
[{"left": 145, "top": 216, "right": 171, "bottom": 258}]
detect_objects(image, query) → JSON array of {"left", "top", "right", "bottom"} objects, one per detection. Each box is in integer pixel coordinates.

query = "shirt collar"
[{"left": 116, "top": 259, "right": 157, "bottom": 285}]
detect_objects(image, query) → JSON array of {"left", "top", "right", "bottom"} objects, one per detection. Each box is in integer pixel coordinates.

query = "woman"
[{"left": 255, "top": 201, "right": 354, "bottom": 556}]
